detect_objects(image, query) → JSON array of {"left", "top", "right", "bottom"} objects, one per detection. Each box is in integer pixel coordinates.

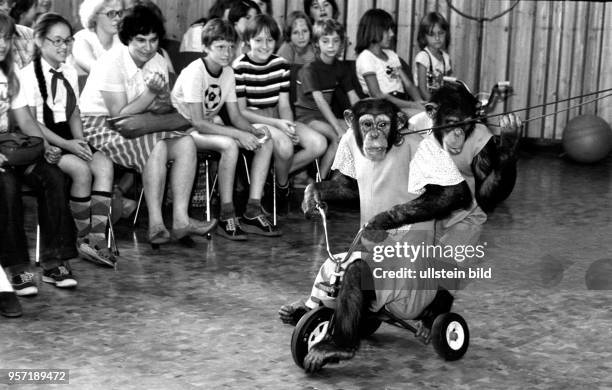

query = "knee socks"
[
  {"left": 90, "top": 191, "right": 112, "bottom": 248},
  {"left": 69, "top": 195, "right": 91, "bottom": 239}
]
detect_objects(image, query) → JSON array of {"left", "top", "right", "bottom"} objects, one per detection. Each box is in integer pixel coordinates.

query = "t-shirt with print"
[
  {"left": 356, "top": 48, "right": 403, "bottom": 96},
  {"left": 171, "top": 58, "right": 237, "bottom": 121},
  {"left": 80, "top": 45, "right": 169, "bottom": 116},
  {"left": 0, "top": 71, "right": 28, "bottom": 133},
  {"left": 232, "top": 53, "right": 289, "bottom": 109},
  {"left": 19, "top": 58, "right": 80, "bottom": 124},
  {"left": 294, "top": 57, "right": 353, "bottom": 111}
]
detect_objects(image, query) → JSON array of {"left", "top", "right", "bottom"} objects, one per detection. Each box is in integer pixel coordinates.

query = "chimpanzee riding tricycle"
[{"left": 291, "top": 204, "right": 470, "bottom": 370}]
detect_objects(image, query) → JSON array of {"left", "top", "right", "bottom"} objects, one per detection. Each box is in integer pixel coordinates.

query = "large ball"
[
  {"left": 562, "top": 115, "right": 612, "bottom": 163},
  {"left": 585, "top": 258, "right": 612, "bottom": 290}
]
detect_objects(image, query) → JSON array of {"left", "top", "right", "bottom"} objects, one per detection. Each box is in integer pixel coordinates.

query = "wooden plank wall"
[{"left": 53, "top": 0, "right": 611, "bottom": 140}]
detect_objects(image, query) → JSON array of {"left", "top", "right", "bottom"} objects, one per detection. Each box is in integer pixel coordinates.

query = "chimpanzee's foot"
[
  {"left": 415, "top": 320, "right": 432, "bottom": 344},
  {"left": 303, "top": 340, "right": 356, "bottom": 373},
  {"left": 278, "top": 299, "right": 310, "bottom": 325}
]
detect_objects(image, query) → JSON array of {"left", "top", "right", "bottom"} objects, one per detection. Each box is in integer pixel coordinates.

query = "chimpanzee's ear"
[
  {"left": 343, "top": 109, "right": 354, "bottom": 129},
  {"left": 396, "top": 111, "right": 409, "bottom": 131},
  {"left": 425, "top": 102, "right": 439, "bottom": 119}
]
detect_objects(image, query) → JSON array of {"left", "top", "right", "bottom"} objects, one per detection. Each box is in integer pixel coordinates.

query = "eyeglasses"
[
  {"left": 45, "top": 36, "right": 75, "bottom": 47},
  {"left": 99, "top": 9, "right": 123, "bottom": 19}
]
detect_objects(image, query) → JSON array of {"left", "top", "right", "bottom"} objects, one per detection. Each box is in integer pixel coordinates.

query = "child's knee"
[
  {"left": 310, "top": 134, "right": 328, "bottom": 157},
  {"left": 274, "top": 136, "right": 294, "bottom": 160}
]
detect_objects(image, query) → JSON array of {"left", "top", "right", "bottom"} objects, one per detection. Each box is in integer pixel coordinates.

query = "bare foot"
[
  {"left": 415, "top": 320, "right": 431, "bottom": 344},
  {"left": 303, "top": 339, "right": 356, "bottom": 373},
  {"left": 278, "top": 299, "right": 309, "bottom": 325}
]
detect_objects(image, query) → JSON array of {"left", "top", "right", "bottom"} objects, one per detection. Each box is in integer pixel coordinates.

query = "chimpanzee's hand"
[
  {"left": 362, "top": 212, "right": 394, "bottom": 242},
  {"left": 302, "top": 183, "right": 323, "bottom": 218},
  {"left": 499, "top": 113, "right": 521, "bottom": 146}
]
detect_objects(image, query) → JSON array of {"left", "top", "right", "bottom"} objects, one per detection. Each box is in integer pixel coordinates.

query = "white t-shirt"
[
  {"left": 80, "top": 45, "right": 169, "bottom": 116},
  {"left": 171, "top": 58, "right": 237, "bottom": 121},
  {"left": 19, "top": 58, "right": 80, "bottom": 124},
  {"left": 69, "top": 29, "right": 123, "bottom": 76},
  {"left": 0, "top": 71, "right": 28, "bottom": 133},
  {"left": 355, "top": 48, "right": 404, "bottom": 95},
  {"left": 413, "top": 47, "right": 451, "bottom": 87}
]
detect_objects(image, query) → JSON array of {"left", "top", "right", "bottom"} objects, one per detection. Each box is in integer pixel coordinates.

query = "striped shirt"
[{"left": 232, "top": 54, "right": 290, "bottom": 109}]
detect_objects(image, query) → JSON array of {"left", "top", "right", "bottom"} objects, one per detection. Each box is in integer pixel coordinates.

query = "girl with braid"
[{"left": 19, "top": 13, "right": 116, "bottom": 267}]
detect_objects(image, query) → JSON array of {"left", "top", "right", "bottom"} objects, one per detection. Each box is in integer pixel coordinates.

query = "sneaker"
[
  {"left": 11, "top": 272, "right": 38, "bottom": 297},
  {"left": 42, "top": 264, "right": 77, "bottom": 288},
  {"left": 78, "top": 239, "right": 116, "bottom": 268},
  {"left": 241, "top": 212, "right": 282, "bottom": 237},
  {"left": 216, "top": 217, "right": 247, "bottom": 241},
  {"left": 0, "top": 291, "right": 22, "bottom": 317}
]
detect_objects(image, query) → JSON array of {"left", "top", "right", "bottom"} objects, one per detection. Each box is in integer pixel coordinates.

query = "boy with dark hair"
[{"left": 293, "top": 19, "right": 359, "bottom": 179}]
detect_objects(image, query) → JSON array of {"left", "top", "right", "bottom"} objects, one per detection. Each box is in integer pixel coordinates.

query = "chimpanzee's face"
[
  {"left": 345, "top": 99, "right": 405, "bottom": 162},
  {"left": 359, "top": 113, "right": 392, "bottom": 161},
  {"left": 439, "top": 114, "right": 473, "bottom": 155}
]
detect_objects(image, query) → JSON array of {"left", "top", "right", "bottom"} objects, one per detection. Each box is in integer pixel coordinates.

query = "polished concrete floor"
[{"left": 2, "top": 152, "right": 612, "bottom": 389}]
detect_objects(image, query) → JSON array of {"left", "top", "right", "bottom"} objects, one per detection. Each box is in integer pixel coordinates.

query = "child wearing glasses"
[
  {"left": 414, "top": 12, "right": 452, "bottom": 100},
  {"left": 172, "top": 18, "right": 280, "bottom": 240},
  {"left": 19, "top": 13, "right": 116, "bottom": 267},
  {"left": 72, "top": 0, "right": 124, "bottom": 76}
]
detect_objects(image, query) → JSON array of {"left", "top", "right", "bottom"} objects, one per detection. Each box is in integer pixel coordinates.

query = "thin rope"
[
  {"left": 400, "top": 91, "right": 612, "bottom": 135},
  {"left": 446, "top": 0, "right": 520, "bottom": 23}
]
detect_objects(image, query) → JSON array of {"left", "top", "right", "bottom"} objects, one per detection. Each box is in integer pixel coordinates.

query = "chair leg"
[
  {"left": 107, "top": 213, "right": 119, "bottom": 257},
  {"left": 242, "top": 154, "right": 251, "bottom": 185},
  {"left": 133, "top": 188, "right": 144, "bottom": 227},
  {"left": 272, "top": 166, "right": 277, "bottom": 226},
  {"left": 315, "top": 158, "right": 322, "bottom": 183},
  {"left": 205, "top": 159, "right": 210, "bottom": 222},
  {"left": 35, "top": 224, "right": 40, "bottom": 266}
]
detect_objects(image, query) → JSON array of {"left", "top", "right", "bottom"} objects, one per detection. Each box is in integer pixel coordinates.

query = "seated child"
[
  {"left": 414, "top": 12, "right": 453, "bottom": 100},
  {"left": 172, "top": 18, "right": 280, "bottom": 240},
  {"left": 276, "top": 11, "right": 315, "bottom": 65},
  {"left": 355, "top": 9, "right": 423, "bottom": 117},
  {"left": 233, "top": 14, "right": 326, "bottom": 209},
  {"left": 293, "top": 19, "right": 359, "bottom": 179},
  {"left": 19, "top": 13, "right": 115, "bottom": 267}
]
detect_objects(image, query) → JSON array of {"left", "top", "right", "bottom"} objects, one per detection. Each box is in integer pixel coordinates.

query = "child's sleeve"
[
  {"left": 233, "top": 60, "right": 246, "bottom": 99},
  {"left": 299, "top": 64, "right": 320, "bottom": 95},
  {"left": 10, "top": 71, "right": 29, "bottom": 110},
  {"left": 355, "top": 50, "right": 377, "bottom": 78},
  {"left": 408, "top": 137, "right": 464, "bottom": 195},
  {"left": 181, "top": 64, "right": 204, "bottom": 103},
  {"left": 225, "top": 68, "right": 238, "bottom": 103},
  {"left": 414, "top": 50, "right": 430, "bottom": 69},
  {"left": 16, "top": 66, "right": 38, "bottom": 108},
  {"left": 280, "top": 58, "right": 291, "bottom": 94}
]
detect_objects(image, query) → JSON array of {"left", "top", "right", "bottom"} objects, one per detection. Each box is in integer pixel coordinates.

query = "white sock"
[{"left": 0, "top": 267, "right": 14, "bottom": 292}]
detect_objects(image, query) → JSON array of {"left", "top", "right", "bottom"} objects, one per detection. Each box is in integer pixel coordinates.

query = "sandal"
[{"left": 148, "top": 225, "right": 171, "bottom": 248}]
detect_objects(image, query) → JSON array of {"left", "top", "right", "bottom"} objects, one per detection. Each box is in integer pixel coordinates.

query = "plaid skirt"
[{"left": 82, "top": 115, "right": 187, "bottom": 173}]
